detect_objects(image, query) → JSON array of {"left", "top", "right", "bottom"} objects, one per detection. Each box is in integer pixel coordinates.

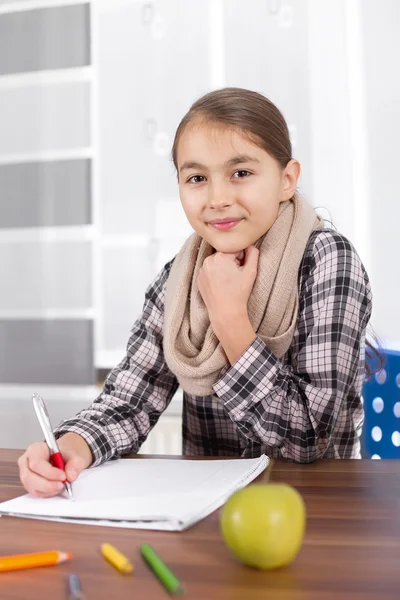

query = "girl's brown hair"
[
  {"left": 172, "top": 87, "right": 293, "bottom": 173},
  {"left": 172, "top": 86, "right": 382, "bottom": 378}
]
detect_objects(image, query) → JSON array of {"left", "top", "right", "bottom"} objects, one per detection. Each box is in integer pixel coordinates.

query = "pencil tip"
[{"left": 60, "top": 552, "right": 73, "bottom": 562}]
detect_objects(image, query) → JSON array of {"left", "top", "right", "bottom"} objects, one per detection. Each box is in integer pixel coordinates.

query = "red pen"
[{"left": 32, "top": 393, "right": 73, "bottom": 499}]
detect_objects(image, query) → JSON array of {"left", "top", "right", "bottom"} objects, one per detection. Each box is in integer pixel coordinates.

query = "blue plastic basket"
[{"left": 362, "top": 349, "right": 400, "bottom": 458}]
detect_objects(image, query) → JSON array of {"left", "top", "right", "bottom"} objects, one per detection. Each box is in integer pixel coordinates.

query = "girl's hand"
[
  {"left": 18, "top": 433, "right": 93, "bottom": 498},
  {"left": 197, "top": 245, "right": 259, "bottom": 325}
]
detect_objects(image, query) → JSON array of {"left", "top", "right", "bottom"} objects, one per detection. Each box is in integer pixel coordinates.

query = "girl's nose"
[{"left": 207, "top": 183, "right": 234, "bottom": 210}]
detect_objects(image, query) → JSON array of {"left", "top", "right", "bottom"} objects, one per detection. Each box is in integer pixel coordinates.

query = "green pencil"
[{"left": 140, "top": 543, "right": 184, "bottom": 595}]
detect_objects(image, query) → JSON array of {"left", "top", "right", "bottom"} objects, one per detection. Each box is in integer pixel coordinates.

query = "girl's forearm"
[{"left": 211, "top": 311, "right": 257, "bottom": 365}]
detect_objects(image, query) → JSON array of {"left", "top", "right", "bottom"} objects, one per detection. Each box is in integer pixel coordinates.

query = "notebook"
[{"left": 0, "top": 456, "right": 269, "bottom": 531}]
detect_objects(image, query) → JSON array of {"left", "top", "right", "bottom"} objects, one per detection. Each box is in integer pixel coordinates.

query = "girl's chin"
[
  {"left": 210, "top": 243, "right": 250, "bottom": 254},
  {"left": 206, "top": 235, "right": 257, "bottom": 254}
]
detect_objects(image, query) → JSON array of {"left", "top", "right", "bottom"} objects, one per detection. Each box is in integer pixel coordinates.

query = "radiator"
[{"left": 139, "top": 416, "right": 182, "bottom": 455}]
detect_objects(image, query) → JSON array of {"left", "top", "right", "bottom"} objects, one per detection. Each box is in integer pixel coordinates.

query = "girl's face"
[{"left": 177, "top": 123, "right": 300, "bottom": 253}]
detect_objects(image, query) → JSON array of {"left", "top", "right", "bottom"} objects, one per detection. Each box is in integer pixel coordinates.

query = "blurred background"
[{"left": 0, "top": 0, "right": 398, "bottom": 456}]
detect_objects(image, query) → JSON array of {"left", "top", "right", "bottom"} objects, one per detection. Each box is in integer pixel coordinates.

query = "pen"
[
  {"left": 0, "top": 550, "right": 72, "bottom": 573},
  {"left": 32, "top": 393, "right": 73, "bottom": 499},
  {"left": 67, "top": 573, "right": 86, "bottom": 600},
  {"left": 101, "top": 543, "right": 133, "bottom": 574},
  {"left": 140, "top": 543, "right": 184, "bottom": 595}
]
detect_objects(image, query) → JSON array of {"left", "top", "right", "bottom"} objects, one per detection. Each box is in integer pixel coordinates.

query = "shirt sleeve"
[
  {"left": 54, "top": 261, "right": 179, "bottom": 466},
  {"left": 213, "top": 231, "right": 372, "bottom": 462}
]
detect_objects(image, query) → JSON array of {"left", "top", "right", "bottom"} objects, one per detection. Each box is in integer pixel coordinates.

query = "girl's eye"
[
  {"left": 232, "top": 170, "right": 252, "bottom": 179},
  {"left": 187, "top": 175, "right": 206, "bottom": 184}
]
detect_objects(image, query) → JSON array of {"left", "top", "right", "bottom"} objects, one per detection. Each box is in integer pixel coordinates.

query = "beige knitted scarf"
[{"left": 163, "top": 196, "right": 323, "bottom": 396}]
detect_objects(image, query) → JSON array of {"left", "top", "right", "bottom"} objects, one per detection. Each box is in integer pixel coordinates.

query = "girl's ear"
[{"left": 281, "top": 159, "right": 301, "bottom": 201}]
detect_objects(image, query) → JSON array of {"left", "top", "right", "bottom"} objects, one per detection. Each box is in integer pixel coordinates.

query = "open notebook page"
[{"left": 0, "top": 456, "right": 269, "bottom": 531}]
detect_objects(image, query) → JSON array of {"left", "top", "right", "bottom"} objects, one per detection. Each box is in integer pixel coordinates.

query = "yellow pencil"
[{"left": 100, "top": 543, "right": 133, "bottom": 574}]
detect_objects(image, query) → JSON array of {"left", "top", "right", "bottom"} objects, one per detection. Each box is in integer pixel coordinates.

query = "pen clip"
[{"left": 32, "top": 393, "right": 59, "bottom": 454}]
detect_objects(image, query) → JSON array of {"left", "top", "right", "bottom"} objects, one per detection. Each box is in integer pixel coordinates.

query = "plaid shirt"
[{"left": 55, "top": 229, "right": 372, "bottom": 463}]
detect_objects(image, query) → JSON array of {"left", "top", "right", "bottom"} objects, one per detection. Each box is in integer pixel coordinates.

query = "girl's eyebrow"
[
  {"left": 179, "top": 161, "right": 207, "bottom": 173},
  {"left": 179, "top": 155, "right": 260, "bottom": 173},
  {"left": 225, "top": 155, "right": 260, "bottom": 168}
]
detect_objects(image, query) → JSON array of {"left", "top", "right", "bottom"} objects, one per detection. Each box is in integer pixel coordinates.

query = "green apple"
[{"left": 220, "top": 483, "right": 306, "bottom": 570}]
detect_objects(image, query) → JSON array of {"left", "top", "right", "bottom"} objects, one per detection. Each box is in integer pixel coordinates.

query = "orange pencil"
[{"left": 0, "top": 550, "right": 72, "bottom": 573}]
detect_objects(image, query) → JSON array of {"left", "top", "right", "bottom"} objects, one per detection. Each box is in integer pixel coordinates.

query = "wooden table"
[{"left": 1, "top": 450, "right": 400, "bottom": 600}]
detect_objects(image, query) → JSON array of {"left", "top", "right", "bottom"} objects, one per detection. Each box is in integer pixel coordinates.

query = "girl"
[{"left": 19, "top": 88, "right": 372, "bottom": 498}]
